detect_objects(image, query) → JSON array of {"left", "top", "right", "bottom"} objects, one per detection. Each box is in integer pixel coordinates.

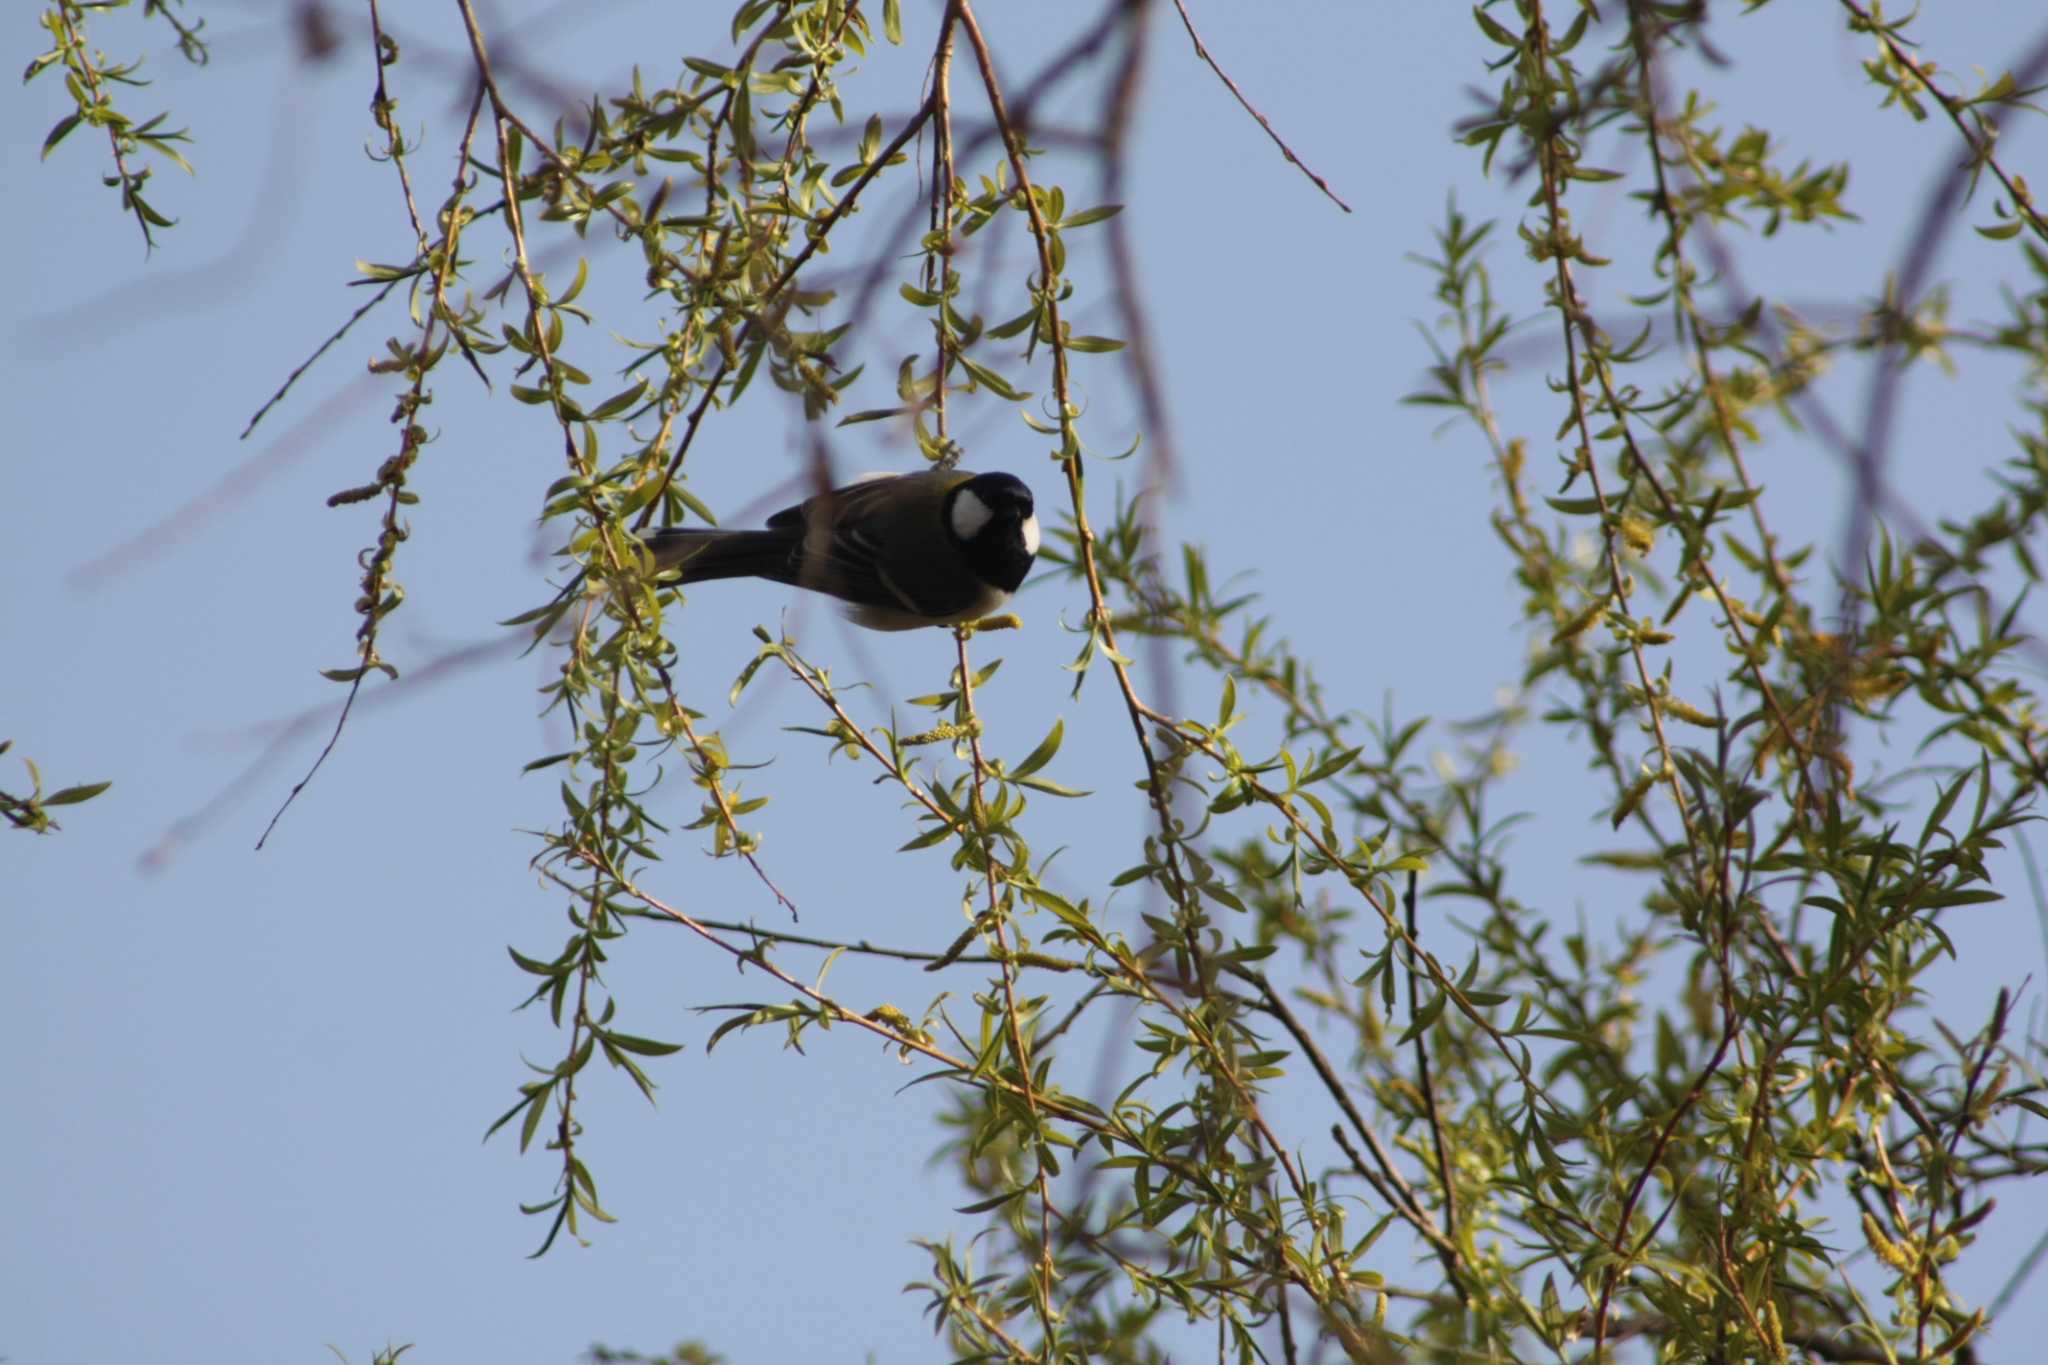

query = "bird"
[{"left": 642, "top": 469, "right": 1040, "bottom": 630}]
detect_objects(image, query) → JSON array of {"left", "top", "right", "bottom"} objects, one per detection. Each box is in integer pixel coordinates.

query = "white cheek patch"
[
  {"left": 1020, "top": 513, "right": 1041, "bottom": 556},
  {"left": 950, "top": 488, "right": 994, "bottom": 541}
]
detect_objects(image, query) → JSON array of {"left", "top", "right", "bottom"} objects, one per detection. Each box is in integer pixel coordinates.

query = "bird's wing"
[{"left": 791, "top": 472, "right": 979, "bottom": 619}]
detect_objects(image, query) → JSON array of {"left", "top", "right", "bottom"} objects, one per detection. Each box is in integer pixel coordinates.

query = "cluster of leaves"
[
  {"left": 457, "top": 0, "right": 1427, "bottom": 1350},
  {"left": 1358, "top": 2, "right": 2048, "bottom": 1359},
  {"left": 439, "top": 0, "right": 1137, "bottom": 1278},
  {"left": 49, "top": 0, "right": 2047, "bottom": 1360},
  {"left": 0, "top": 740, "right": 111, "bottom": 834},
  {"left": 478, "top": 1, "right": 934, "bottom": 1251},
  {"left": 896, "top": 3, "right": 2048, "bottom": 1360},
  {"left": 483, "top": 1, "right": 2048, "bottom": 1359},
  {"left": 26, "top": 0, "right": 202, "bottom": 249},
  {"left": 15, "top": 1, "right": 190, "bottom": 833}
]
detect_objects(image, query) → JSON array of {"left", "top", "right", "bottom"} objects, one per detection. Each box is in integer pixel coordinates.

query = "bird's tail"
[{"left": 642, "top": 527, "right": 802, "bottom": 585}]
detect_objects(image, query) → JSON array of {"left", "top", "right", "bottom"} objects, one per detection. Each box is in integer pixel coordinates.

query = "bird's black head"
[{"left": 945, "top": 472, "right": 1039, "bottom": 593}]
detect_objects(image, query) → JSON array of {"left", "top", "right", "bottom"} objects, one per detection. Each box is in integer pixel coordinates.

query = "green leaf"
[
  {"left": 705, "top": 1013, "right": 757, "bottom": 1054},
  {"left": 899, "top": 822, "right": 956, "bottom": 852},
  {"left": 729, "top": 650, "right": 774, "bottom": 706},
  {"left": 986, "top": 306, "right": 1039, "bottom": 340},
  {"left": 1012, "top": 719, "right": 1064, "bottom": 778},
  {"left": 1472, "top": 5, "right": 1520, "bottom": 49},
  {"left": 837, "top": 406, "right": 910, "bottom": 427},
  {"left": 1015, "top": 774, "right": 1089, "bottom": 798},
  {"left": 518, "top": 1091, "right": 549, "bottom": 1151},
  {"left": 40, "top": 112, "right": 82, "bottom": 159},
  {"left": 603, "top": 1032, "right": 684, "bottom": 1058},
  {"left": 131, "top": 193, "right": 176, "bottom": 230},
  {"left": 956, "top": 1189, "right": 1026, "bottom": 1216},
  {"left": 673, "top": 484, "right": 720, "bottom": 527},
  {"left": 956, "top": 353, "right": 1031, "bottom": 401},
  {"left": 1058, "top": 204, "right": 1123, "bottom": 229},
  {"left": 587, "top": 380, "right": 649, "bottom": 421},
  {"left": 1395, "top": 987, "right": 1447, "bottom": 1046}
]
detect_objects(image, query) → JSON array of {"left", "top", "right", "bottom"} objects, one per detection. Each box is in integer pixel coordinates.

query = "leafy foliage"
[
  {"left": 32, "top": 0, "right": 2048, "bottom": 1360},
  {"left": 0, "top": 739, "right": 111, "bottom": 834},
  {"left": 26, "top": 0, "right": 202, "bottom": 250}
]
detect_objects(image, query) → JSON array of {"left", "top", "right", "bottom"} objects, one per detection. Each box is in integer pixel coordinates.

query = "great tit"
[{"left": 643, "top": 469, "right": 1040, "bottom": 630}]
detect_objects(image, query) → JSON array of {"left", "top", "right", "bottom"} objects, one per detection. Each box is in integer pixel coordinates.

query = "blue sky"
[{"left": 7, "top": 2, "right": 2046, "bottom": 1360}]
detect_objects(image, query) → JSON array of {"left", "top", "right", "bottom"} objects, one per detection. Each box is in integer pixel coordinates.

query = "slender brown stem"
[
  {"left": 1166, "top": 0, "right": 1351, "bottom": 212},
  {"left": 1244, "top": 968, "right": 1465, "bottom": 1290},
  {"left": 257, "top": 61, "right": 491, "bottom": 849},
  {"left": 588, "top": 846, "right": 1337, "bottom": 1321},
  {"left": 48, "top": 2, "right": 151, "bottom": 245},
  {"left": 930, "top": 5, "right": 959, "bottom": 443},
  {"left": 459, "top": 0, "right": 799, "bottom": 922},
  {"left": 954, "top": 628, "right": 1057, "bottom": 1341},
  {"left": 679, "top": 915, "right": 1082, "bottom": 971},
  {"left": 1402, "top": 871, "right": 1463, "bottom": 1302},
  {"left": 952, "top": 0, "right": 1211, "bottom": 1004},
  {"left": 365, "top": 0, "right": 427, "bottom": 249}
]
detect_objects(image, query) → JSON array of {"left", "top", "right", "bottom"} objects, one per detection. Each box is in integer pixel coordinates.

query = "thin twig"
[
  {"left": 365, "top": 0, "right": 427, "bottom": 248},
  {"left": 1099, "top": 1, "right": 1194, "bottom": 854},
  {"left": 955, "top": 626, "right": 1058, "bottom": 1344},
  {"left": 1589, "top": 921, "right": 1743, "bottom": 1352},
  {"left": 1524, "top": 9, "right": 1699, "bottom": 851},
  {"left": 241, "top": 279, "right": 399, "bottom": 439},
  {"left": 955, "top": 0, "right": 1353, "bottom": 1301},
  {"left": 253, "top": 674, "right": 366, "bottom": 850},
  {"left": 1624, "top": 5, "right": 1792, "bottom": 598},
  {"left": 778, "top": 645, "right": 950, "bottom": 824},
  {"left": 675, "top": 914, "right": 1083, "bottom": 971},
  {"left": 457, "top": 0, "right": 802, "bottom": 921},
  {"left": 642, "top": 92, "right": 941, "bottom": 520},
  {"left": 835, "top": 1, "right": 1132, "bottom": 354},
  {"left": 929, "top": 5, "right": 959, "bottom": 443},
  {"left": 1166, "top": 0, "right": 1351, "bottom": 213},
  {"left": 257, "top": 57, "right": 491, "bottom": 850},
  {"left": 1402, "top": 870, "right": 1462, "bottom": 1298},
  {"left": 951, "top": 0, "right": 1208, "bottom": 974},
  {"left": 1242, "top": 968, "right": 1464, "bottom": 1286},
  {"left": 587, "top": 848, "right": 1340, "bottom": 1318}
]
